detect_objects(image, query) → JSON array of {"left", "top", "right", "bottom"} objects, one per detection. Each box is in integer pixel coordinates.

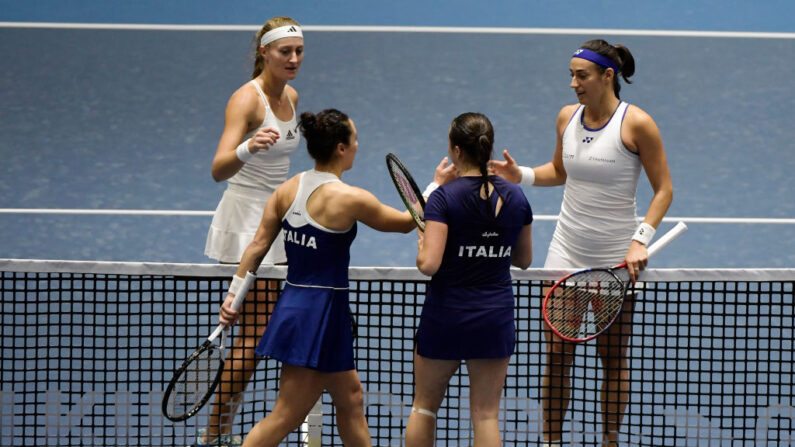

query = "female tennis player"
[
  {"left": 406, "top": 113, "right": 534, "bottom": 447},
  {"left": 198, "top": 16, "right": 304, "bottom": 447},
  {"left": 489, "top": 39, "right": 673, "bottom": 446},
  {"left": 219, "top": 109, "right": 418, "bottom": 447}
]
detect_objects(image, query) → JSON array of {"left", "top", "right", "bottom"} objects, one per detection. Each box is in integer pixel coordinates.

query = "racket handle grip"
[
  {"left": 230, "top": 271, "right": 257, "bottom": 312},
  {"left": 209, "top": 322, "right": 226, "bottom": 341},
  {"left": 647, "top": 221, "right": 688, "bottom": 258}
]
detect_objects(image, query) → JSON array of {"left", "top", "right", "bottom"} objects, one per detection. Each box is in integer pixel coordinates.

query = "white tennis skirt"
[{"left": 204, "top": 186, "right": 286, "bottom": 264}]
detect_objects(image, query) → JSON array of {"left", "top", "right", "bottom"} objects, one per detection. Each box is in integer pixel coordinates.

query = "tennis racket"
[
  {"left": 162, "top": 271, "right": 256, "bottom": 422},
  {"left": 386, "top": 153, "right": 426, "bottom": 231},
  {"left": 542, "top": 221, "right": 687, "bottom": 343}
]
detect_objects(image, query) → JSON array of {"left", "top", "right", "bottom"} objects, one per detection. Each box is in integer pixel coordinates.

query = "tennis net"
[{"left": 1, "top": 259, "right": 792, "bottom": 446}]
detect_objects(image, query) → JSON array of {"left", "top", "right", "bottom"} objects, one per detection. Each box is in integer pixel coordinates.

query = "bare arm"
[
  {"left": 416, "top": 220, "right": 447, "bottom": 276},
  {"left": 489, "top": 105, "right": 574, "bottom": 186},
  {"left": 511, "top": 223, "right": 533, "bottom": 269},
  {"left": 622, "top": 106, "right": 674, "bottom": 281},
  {"left": 218, "top": 178, "right": 295, "bottom": 325},
  {"left": 349, "top": 186, "right": 417, "bottom": 233},
  {"left": 211, "top": 85, "right": 281, "bottom": 182}
]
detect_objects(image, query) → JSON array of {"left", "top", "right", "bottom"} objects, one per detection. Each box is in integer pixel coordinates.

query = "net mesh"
[{"left": 1, "top": 260, "right": 793, "bottom": 446}]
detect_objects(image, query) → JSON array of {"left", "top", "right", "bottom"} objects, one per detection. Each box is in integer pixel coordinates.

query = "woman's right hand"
[
  {"left": 488, "top": 149, "right": 523, "bottom": 183},
  {"left": 219, "top": 293, "right": 241, "bottom": 327},
  {"left": 248, "top": 126, "right": 281, "bottom": 154}
]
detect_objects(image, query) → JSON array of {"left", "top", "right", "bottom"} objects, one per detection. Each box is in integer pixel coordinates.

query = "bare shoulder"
[
  {"left": 274, "top": 173, "right": 301, "bottom": 201},
  {"left": 226, "top": 81, "right": 261, "bottom": 113},
  {"left": 624, "top": 104, "right": 658, "bottom": 132},
  {"left": 325, "top": 181, "right": 364, "bottom": 200},
  {"left": 556, "top": 104, "right": 580, "bottom": 131},
  {"left": 285, "top": 84, "right": 299, "bottom": 105},
  {"left": 559, "top": 104, "right": 579, "bottom": 117}
]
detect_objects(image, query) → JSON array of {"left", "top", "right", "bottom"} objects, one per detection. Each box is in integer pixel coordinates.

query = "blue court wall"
[{"left": 1, "top": 0, "right": 793, "bottom": 32}]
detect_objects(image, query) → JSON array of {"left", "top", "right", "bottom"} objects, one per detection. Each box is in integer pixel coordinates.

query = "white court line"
[
  {"left": 1, "top": 208, "right": 793, "bottom": 224},
  {"left": 0, "top": 22, "right": 793, "bottom": 39}
]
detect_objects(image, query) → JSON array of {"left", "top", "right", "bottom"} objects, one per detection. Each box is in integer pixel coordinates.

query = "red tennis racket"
[{"left": 542, "top": 221, "right": 687, "bottom": 343}]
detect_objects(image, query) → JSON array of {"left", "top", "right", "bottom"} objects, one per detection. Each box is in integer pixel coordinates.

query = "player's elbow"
[
  {"left": 512, "top": 254, "right": 532, "bottom": 270},
  {"left": 416, "top": 258, "right": 438, "bottom": 277},
  {"left": 400, "top": 220, "right": 417, "bottom": 233},
  {"left": 247, "top": 237, "right": 271, "bottom": 260},
  {"left": 211, "top": 166, "right": 229, "bottom": 183},
  {"left": 511, "top": 243, "right": 533, "bottom": 269}
]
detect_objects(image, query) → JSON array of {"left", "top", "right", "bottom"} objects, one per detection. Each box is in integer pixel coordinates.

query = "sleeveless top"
[
  {"left": 282, "top": 170, "right": 357, "bottom": 288},
  {"left": 548, "top": 101, "right": 642, "bottom": 267},
  {"left": 228, "top": 80, "right": 300, "bottom": 193}
]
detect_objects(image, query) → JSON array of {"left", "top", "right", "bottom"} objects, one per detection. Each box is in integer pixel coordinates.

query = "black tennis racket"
[
  {"left": 542, "top": 221, "right": 687, "bottom": 343},
  {"left": 162, "top": 271, "right": 256, "bottom": 422},
  {"left": 386, "top": 153, "right": 426, "bottom": 231}
]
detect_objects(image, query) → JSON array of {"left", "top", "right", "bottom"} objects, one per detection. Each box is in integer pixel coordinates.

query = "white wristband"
[
  {"left": 228, "top": 275, "right": 245, "bottom": 296},
  {"left": 519, "top": 166, "right": 535, "bottom": 186},
  {"left": 632, "top": 222, "right": 656, "bottom": 246},
  {"left": 235, "top": 139, "right": 254, "bottom": 163},
  {"left": 423, "top": 181, "right": 439, "bottom": 199}
]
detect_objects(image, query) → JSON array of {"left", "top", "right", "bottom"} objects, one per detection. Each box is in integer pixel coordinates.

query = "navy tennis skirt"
[
  {"left": 416, "top": 304, "right": 515, "bottom": 360},
  {"left": 255, "top": 284, "right": 355, "bottom": 372}
]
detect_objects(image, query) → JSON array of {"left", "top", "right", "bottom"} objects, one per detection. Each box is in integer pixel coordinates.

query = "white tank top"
[
  {"left": 284, "top": 170, "right": 349, "bottom": 233},
  {"left": 228, "top": 80, "right": 300, "bottom": 193},
  {"left": 551, "top": 101, "right": 642, "bottom": 265}
]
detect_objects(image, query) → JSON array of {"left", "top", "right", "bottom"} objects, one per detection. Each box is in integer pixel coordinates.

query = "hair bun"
[{"left": 299, "top": 111, "right": 317, "bottom": 134}]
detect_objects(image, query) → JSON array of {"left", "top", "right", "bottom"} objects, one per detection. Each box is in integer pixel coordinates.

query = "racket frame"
[
  {"left": 162, "top": 338, "right": 224, "bottom": 421},
  {"left": 542, "top": 266, "right": 630, "bottom": 343},
  {"left": 162, "top": 271, "right": 256, "bottom": 422},
  {"left": 542, "top": 221, "right": 688, "bottom": 343},
  {"left": 385, "top": 153, "right": 426, "bottom": 231}
]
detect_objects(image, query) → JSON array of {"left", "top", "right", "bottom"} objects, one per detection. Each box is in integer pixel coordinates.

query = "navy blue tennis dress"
[
  {"left": 418, "top": 175, "right": 533, "bottom": 360},
  {"left": 254, "top": 170, "right": 357, "bottom": 372}
]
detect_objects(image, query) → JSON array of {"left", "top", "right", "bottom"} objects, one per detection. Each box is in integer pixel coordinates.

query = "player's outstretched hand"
[
  {"left": 433, "top": 156, "right": 458, "bottom": 186},
  {"left": 488, "top": 149, "right": 522, "bottom": 183}
]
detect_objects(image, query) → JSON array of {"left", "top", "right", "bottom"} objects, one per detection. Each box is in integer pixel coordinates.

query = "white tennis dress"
[
  {"left": 205, "top": 80, "right": 300, "bottom": 263},
  {"left": 545, "top": 101, "right": 643, "bottom": 269}
]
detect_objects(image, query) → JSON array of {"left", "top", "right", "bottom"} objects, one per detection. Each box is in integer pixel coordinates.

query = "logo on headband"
[
  {"left": 288, "top": 26, "right": 298, "bottom": 33},
  {"left": 573, "top": 49, "right": 584, "bottom": 56}
]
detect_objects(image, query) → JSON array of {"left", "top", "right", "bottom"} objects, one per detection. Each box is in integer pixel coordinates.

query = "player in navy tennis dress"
[
  {"left": 418, "top": 175, "right": 533, "bottom": 359},
  {"left": 218, "top": 108, "right": 423, "bottom": 447},
  {"left": 254, "top": 169, "right": 357, "bottom": 372},
  {"left": 406, "top": 112, "right": 533, "bottom": 447}
]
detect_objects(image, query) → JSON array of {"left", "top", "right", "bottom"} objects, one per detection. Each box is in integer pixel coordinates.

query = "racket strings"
[
  {"left": 547, "top": 270, "right": 626, "bottom": 339},
  {"left": 391, "top": 166, "right": 423, "bottom": 213},
  {"left": 167, "top": 347, "right": 223, "bottom": 417}
]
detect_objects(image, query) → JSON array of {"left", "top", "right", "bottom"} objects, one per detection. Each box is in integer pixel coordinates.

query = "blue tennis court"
[
  {"left": 1, "top": 2, "right": 793, "bottom": 446},
  {"left": 1, "top": 2, "right": 794, "bottom": 268}
]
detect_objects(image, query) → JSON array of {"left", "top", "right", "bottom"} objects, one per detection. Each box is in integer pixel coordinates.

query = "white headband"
[{"left": 260, "top": 25, "right": 303, "bottom": 46}]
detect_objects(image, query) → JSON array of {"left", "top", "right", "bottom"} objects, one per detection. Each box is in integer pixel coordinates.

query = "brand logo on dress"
[
  {"left": 286, "top": 130, "right": 295, "bottom": 140},
  {"left": 582, "top": 136, "right": 593, "bottom": 143},
  {"left": 482, "top": 232, "right": 499, "bottom": 238}
]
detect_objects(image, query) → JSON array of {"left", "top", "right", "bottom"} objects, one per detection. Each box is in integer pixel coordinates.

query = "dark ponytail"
[
  {"left": 580, "top": 39, "right": 635, "bottom": 99},
  {"left": 449, "top": 113, "right": 495, "bottom": 202}
]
